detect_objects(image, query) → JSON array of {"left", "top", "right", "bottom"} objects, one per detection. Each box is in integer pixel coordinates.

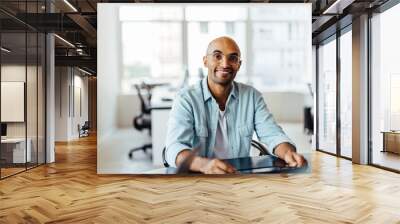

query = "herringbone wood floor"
[{"left": 1, "top": 135, "right": 400, "bottom": 223}]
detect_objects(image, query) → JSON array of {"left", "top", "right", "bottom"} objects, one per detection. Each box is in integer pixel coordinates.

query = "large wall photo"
[{"left": 97, "top": 3, "right": 312, "bottom": 174}]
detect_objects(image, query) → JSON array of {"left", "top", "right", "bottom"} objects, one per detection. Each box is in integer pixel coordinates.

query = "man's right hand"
[
  {"left": 176, "top": 150, "right": 236, "bottom": 174},
  {"left": 199, "top": 158, "right": 236, "bottom": 174}
]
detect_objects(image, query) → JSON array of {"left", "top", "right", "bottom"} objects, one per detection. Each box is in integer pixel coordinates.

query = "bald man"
[{"left": 165, "top": 36, "right": 306, "bottom": 174}]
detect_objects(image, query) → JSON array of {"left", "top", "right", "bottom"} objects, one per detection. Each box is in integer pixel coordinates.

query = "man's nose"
[{"left": 220, "top": 56, "right": 229, "bottom": 67}]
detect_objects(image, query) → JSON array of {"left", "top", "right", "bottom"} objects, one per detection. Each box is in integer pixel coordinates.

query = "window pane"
[
  {"left": 318, "top": 38, "right": 337, "bottom": 154},
  {"left": 340, "top": 30, "right": 352, "bottom": 158},
  {"left": 371, "top": 3, "right": 400, "bottom": 170},
  {"left": 250, "top": 4, "right": 311, "bottom": 92},
  {"left": 120, "top": 6, "right": 183, "bottom": 21},
  {"left": 121, "top": 22, "right": 183, "bottom": 93},
  {"left": 250, "top": 4, "right": 309, "bottom": 21},
  {"left": 185, "top": 5, "right": 247, "bottom": 21}
]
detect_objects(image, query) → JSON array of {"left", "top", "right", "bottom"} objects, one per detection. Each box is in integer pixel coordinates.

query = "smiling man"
[{"left": 165, "top": 36, "right": 306, "bottom": 174}]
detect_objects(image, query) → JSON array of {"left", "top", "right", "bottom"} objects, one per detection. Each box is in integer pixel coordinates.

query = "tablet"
[{"left": 222, "top": 155, "right": 309, "bottom": 174}]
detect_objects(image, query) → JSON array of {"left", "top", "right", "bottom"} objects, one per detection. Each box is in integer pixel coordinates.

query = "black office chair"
[
  {"left": 304, "top": 107, "right": 313, "bottom": 135},
  {"left": 161, "top": 139, "right": 271, "bottom": 167},
  {"left": 78, "top": 121, "right": 90, "bottom": 138},
  {"left": 129, "top": 84, "right": 153, "bottom": 159}
]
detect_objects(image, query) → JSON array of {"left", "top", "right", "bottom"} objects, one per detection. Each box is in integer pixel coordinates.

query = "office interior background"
[{"left": 1, "top": 0, "right": 400, "bottom": 222}]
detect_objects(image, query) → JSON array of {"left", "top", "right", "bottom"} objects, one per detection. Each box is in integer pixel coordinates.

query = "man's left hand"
[
  {"left": 274, "top": 143, "right": 307, "bottom": 168},
  {"left": 282, "top": 150, "right": 306, "bottom": 168}
]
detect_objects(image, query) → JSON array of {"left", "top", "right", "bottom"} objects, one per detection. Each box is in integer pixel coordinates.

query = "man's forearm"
[{"left": 175, "top": 150, "right": 209, "bottom": 172}]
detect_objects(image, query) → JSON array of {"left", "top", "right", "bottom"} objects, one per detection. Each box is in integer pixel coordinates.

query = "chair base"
[{"left": 129, "top": 143, "right": 152, "bottom": 159}]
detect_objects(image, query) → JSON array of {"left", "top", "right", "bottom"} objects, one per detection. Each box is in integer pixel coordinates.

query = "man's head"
[{"left": 203, "top": 36, "right": 242, "bottom": 86}]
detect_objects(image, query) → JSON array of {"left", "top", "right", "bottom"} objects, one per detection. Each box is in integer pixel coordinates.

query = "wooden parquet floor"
[{"left": 1, "top": 134, "right": 400, "bottom": 223}]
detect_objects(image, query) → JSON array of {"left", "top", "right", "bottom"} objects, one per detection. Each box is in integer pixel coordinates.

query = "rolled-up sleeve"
[
  {"left": 253, "top": 90, "right": 296, "bottom": 155},
  {"left": 165, "top": 92, "right": 195, "bottom": 167}
]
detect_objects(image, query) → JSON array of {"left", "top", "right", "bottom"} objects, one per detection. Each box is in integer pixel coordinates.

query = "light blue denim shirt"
[{"left": 165, "top": 78, "right": 295, "bottom": 167}]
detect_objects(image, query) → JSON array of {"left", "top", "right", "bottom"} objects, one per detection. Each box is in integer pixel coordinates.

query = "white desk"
[
  {"left": 1, "top": 138, "right": 31, "bottom": 163},
  {"left": 151, "top": 88, "right": 175, "bottom": 166}
]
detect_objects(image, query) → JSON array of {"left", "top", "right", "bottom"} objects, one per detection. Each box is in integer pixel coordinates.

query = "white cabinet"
[{"left": 1, "top": 138, "right": 32, "bottom": 163}]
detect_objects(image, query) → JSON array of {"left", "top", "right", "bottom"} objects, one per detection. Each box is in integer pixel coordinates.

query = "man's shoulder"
[
  {"left": 235, "top": 81, "right": 261, "bottom": 96},
  {"left": 175, "top": 80, "right": 203, "bottom": 103}
]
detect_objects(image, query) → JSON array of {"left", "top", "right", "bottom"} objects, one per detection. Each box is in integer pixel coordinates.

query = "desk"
[
  {"left": 1, "top": 138, "right": 31, "bottom": 163},
  {"left": 151, "top": 87, "right": 174, "bottom": 166}
]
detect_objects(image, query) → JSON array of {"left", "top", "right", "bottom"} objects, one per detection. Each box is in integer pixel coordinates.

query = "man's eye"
[
  {"left": 229, "top": 56, "right": 238, "bottom": 62},
  {"left": 214, "top": 54, "right": 222, "bottom": 60}
]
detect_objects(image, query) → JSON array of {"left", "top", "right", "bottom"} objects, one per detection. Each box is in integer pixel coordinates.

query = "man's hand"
[
  {"left": 176, "top": 150, "right": 236, "bottom": 174},
  {"left": 274, "top": 143, "right": 307, "bottom": 168},
  {"left": 199, "top": 158, "right": 236, "bottom": 174}
]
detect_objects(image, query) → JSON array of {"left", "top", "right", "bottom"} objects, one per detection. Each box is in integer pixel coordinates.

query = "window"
[
  {"left": 339, "top": 29, "right": 352, "bottom": 158},
  {"left": 121, "top": 22, "right": 183, "bottom": 93},
  {"left": 119, "top": 4, "right": 311, "bottom": 93},
  {"left": 317, "top": 37, "right": 337, "bottom": 154}
]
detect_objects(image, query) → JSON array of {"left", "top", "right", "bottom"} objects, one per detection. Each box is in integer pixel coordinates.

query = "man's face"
[{"left": 203, "top": 38, "right": 241, "bottom": 86}]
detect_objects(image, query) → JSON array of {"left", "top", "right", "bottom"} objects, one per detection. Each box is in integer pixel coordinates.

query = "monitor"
[{"left": 1, "top": 123, "right": 7, "bottom": 137}]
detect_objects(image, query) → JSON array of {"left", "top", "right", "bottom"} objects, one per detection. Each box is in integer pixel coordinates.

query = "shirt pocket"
[
  {"left": 239, "top": 124, "right": 253, "bottom": 138},
  {"left": 195, "top": 125, "right": 208, "bottom": 137}
]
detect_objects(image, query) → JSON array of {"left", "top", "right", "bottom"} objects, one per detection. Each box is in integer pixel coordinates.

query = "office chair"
[
  {"left": 304, "top": 107, "right": 314, "bottom": 135},
  {"left": 78, "top": 121, "right": 90, "bottom": 138},
  {"left": 129, "top": 84, "right": 153, "bottom": 159},
  {"left": 162, "top": 139, "right": 271, "bottom": 167}
]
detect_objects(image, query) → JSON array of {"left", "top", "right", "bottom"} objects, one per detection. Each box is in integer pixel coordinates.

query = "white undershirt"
[{"left": 213, "top": 110, "right": 230, "bottom": 159}]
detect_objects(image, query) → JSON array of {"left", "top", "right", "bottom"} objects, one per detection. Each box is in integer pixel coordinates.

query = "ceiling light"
[
  {"left": 323, "top": 0, "right": 355, "bottom": 15},
  {"left": 78, "top": 67, "right": 93, "bottom": 76},
  {"left": 63, "top": 0, "right": 78, "bottom": 12},
  {"left": 1, "top": 47, "right": 11, "bottom": 53},
  {"left": 54, "top": 34, "right": 75, "bottom": 48}
]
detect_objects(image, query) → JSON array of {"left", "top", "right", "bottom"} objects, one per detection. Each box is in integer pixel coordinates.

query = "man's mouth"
[{"left": 215, "top": 69, "right": 232, "bottom": 76}]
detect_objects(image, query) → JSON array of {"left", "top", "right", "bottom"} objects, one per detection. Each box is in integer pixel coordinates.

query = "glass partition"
[
  {"left": 1, "top": 31, "right": 28, "bottom": 178},
  {"left": 0, "top": 1, "right": 46, "bottom": 179},
  {"left": 317, "top": 37, "right": 337, "bottom": 154},
  {"left": 339, "top": 29, "right": 352, "bottom": 158}
]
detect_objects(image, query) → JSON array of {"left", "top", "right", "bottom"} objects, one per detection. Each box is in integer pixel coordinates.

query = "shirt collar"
[{"left": 201, "top": 76, "right": 238, "bottom": 102}]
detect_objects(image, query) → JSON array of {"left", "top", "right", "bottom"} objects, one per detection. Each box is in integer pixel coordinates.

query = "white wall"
[{"left": 54, "top": 67, "right": 89, "bottom": 141}]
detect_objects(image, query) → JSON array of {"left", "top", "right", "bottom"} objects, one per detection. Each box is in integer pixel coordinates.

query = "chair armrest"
[
  {"left": 162, "top": 147, "right": 170, "bottom": 167},
  {"left": 251, "top": 140, "right": 270, "bottom": 156},
  {"left": 149, "top": 106, "right": 172, "bottom": 110}
]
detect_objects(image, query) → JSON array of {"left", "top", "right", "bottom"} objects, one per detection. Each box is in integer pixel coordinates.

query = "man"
[{"left": 165, "top": 36, "right": 306, "bottom": 174}]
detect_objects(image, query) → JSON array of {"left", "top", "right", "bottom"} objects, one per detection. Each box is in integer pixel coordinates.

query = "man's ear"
[
  {"left": 203, "top": 56, "right": 208, "bottom": 67},
  {"left": 238, "top": 60, "right": 242, "bottom": 70}
]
